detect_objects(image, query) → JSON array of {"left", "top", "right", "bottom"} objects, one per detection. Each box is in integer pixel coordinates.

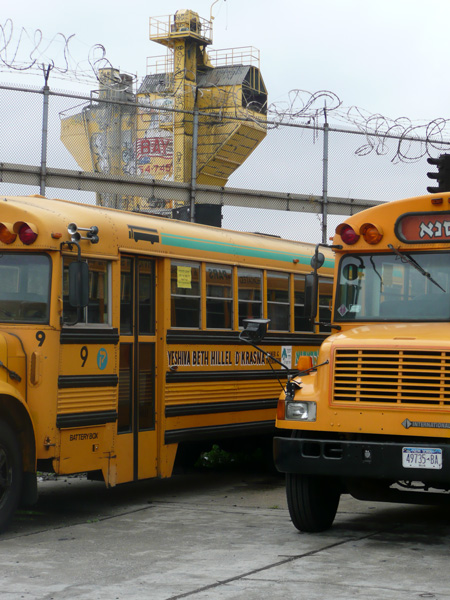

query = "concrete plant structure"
[{"left": 60, "top": 9, "right": 267, "bottom": 217}]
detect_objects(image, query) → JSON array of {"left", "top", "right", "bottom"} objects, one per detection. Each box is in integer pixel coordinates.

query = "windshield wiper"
[
  {"left": 370, "top": 256, "right": 383, "bottom": 292},
  {"left": 388, "top": 244, "right": 446, "bottom": 292}
]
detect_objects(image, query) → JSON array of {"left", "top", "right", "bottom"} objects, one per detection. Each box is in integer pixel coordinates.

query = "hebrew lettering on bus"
[
  {"left": 419, "top": 220, "right": 450, "bottom": 239},
  {"left": 396, "top": 211, "right": 450, "bottom": 243}
]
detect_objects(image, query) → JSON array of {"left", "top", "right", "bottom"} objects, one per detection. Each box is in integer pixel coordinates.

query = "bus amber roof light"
[
  {"left": 277, "top": 398, "right": 286, "bottom": 420},
  {"left": 336, "top": 223, "right": 360, "bottom": 245},
  {"left": 297, "top": 355, "right": 313, "bottom": 372},
  {"left": 360, "top": 222, "right": 383, "bottom": 245},
  {"left": 0, "top": 223, "right": 17, "bottom": 244},
  {"left": 14, "top": 222, "right": 38, "bottom": 245}
]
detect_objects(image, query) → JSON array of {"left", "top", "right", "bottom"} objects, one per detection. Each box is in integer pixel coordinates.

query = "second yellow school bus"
[
  {"left": 274, "top": 190, "right": 450, "bottom": 532},
  {"left": 0, "top": 194, "right": 333, "bottom": 530}
]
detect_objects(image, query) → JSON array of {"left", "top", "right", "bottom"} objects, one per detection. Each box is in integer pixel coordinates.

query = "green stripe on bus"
[{"left": 161, "top": 233, "right": 334, "bottom": 268}]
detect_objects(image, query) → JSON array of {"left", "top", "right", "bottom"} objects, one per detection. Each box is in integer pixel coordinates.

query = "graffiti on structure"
[{"left": 137, "top": 97, "right": 174, "bottom": 180}]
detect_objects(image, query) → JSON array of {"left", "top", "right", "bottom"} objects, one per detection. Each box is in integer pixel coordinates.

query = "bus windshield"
[
  {"left": 0, "top": 254, "right": 51, "bottom": 323},
  {"left": 335, "top": 251, "right": 450, "bottom": 321}
]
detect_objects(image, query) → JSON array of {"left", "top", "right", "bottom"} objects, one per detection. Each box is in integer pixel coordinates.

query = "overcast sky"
[
  {"left": 2, "top": 0, "right": 450, "bottom": 122},
  {"left": 2, "top": 0, "right": 449, "bottom": 241}
]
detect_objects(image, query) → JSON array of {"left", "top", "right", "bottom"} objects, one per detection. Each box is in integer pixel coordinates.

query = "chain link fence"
[{"left": 0, "top": 81, "right": 435, "bottom": 244}]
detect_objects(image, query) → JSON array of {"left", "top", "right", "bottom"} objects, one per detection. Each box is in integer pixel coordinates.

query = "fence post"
[
  {"left": 322, "top": 106, "right": 329, "bottom": 244},
  {"left": 40, "top": 65, "right": 52, "bottom": 197},
  {"left": 190, "top": 99, "right": 199, "bottom": 222}
]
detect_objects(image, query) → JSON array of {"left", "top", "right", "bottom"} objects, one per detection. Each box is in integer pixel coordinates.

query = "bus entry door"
[{"left": 117, "top": 256, "right": 157, "bottom": 483}]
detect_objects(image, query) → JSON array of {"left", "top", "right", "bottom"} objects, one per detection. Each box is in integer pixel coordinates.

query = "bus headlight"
[{"left": 285, "top": 401, "right": 317, "bottom": 421}]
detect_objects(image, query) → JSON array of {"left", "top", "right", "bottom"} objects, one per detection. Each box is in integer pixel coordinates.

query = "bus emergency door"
[{"left": 117, "top": 256, "right": 157, "bottom": 483}]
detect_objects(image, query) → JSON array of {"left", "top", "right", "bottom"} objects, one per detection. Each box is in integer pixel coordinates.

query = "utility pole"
[
  {"left": 40, "top": 64, "right": 52, "bottom": 196},
  {"left": 322, "top": 104, "right": 329, "bottom": 244}
]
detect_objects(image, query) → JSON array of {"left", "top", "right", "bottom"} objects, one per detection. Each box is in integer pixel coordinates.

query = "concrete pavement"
[{"left": 0, "top": 468, "right": 448, "bottom": 599}]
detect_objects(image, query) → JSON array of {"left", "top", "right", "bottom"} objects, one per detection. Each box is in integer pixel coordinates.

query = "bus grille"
[{"left": 333, "top": 348, "right": 450, "bottom": 406}]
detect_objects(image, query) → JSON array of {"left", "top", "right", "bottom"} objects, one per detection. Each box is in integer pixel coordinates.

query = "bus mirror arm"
[
  {"left": 239, "top": 319, "right": 290, "bottom": 372},
  {"left": 239, "top": 332, "right": 288, "bottom": 372},
  {"left": 61, "top": 240, "right": 82, "bottom": 259},
  {"left": 311, "top": 243, "right": 343, "bottom": 273},
  {"left": 284, "top": 360, "right": 329, "bottom": 400},
  {"left": 313, "top": 321, "right": 341, "bottom": 330},
  {"left": 239, "top": 329, "right": 296, "bottom": 394},
  {"left": 239, "top": 319, "right": 329, "bottom": 393},
  {"left": 239, "top": 324, "right": 329, "bottom": 373},
  {"left": 307, "top": 243, "right": 342, "bottom": 324}
]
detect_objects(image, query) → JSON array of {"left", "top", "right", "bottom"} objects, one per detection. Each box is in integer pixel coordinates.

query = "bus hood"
[{"left": 328, "top": 322, "right": 450, "bottom": 348}]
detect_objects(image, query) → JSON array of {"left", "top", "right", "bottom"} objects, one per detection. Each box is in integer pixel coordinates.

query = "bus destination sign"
[{"left": 396, "top": 211, "right": 450, "bottom": 243}]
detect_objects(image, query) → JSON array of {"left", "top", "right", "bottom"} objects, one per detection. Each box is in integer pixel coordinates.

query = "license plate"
[{"left": 402, "top": 447, "right": 442, "bottom": 470}]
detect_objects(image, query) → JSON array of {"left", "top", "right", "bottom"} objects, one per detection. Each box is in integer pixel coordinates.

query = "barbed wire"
[
  {"left": 0, "top": 19, "right": 137, "bottom": 87},
  {"left": 268, "top": 89, "right": 341, "bottom": 125},
  {"left": 268, "top": 90, "right": 450, "bottom": 163},
  {"left": 2, "top": 20, "right": 450, "bottom": 164}
]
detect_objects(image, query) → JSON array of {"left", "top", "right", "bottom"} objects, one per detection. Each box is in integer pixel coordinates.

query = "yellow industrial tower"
[{"left": 60, "top": 9, "right": 267, "bottom": 214}]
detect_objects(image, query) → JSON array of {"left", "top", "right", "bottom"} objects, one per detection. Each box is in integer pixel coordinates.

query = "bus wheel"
[
  {"left": 286, "top": 473, "right": 340, "bottom": 533},
  {"left": 0, "top": 421, "right": 22, "bottom": 532}
]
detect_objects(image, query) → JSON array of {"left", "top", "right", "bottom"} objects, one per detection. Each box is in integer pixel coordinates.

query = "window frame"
[
  {"left": 170, "top": 259, "right": 201, "bottom": 329},
  {"left": 0, "top": 252, "right": 51, "bottom": 325},
  {"left": 266, "top": 270, "right": 290, "bottom": 331},
  {"left": 205, "top": 263, "right": 233, "bottom": 330},
  {"left": 237, "top": 267, "right": 263, "bottom": 329},
  {"left": 318, "top": 276, "right": 333, "bottom": 333}
]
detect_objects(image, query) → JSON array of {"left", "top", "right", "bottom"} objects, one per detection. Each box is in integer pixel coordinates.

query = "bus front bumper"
[{"left": 273, "top": 435, "right": 450, "bottom": 483}]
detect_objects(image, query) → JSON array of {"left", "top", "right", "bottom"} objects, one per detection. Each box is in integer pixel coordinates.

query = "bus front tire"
[
  {"left": 0, "top": 420, "right": 23, "bottom": 532},
  {"left": 286, "top": 473, "right": 340, "bottom": 533}
]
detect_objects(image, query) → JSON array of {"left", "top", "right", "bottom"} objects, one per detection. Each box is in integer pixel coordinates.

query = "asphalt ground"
[{"left": 0, "top": 464, "right": 449, "bottom": 600}]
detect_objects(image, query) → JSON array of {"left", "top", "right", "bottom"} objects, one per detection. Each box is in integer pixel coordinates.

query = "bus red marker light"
[
  {"left": 336, "top": 223, "right": 360, "bottom": 245},
  {"left": 14, "top": 222, "right": 38, "bottom": 245}
]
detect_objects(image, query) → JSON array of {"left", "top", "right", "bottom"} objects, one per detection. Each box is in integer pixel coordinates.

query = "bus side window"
[
  {"left": 120, "top": 257, "right": 133, "bottom": 334},
  {"left": 170, "top": 261, "right": 201, "bottom": 328},
  {"left": 206, "top": 264, "right": 233, "bottom": 329},
  {"left": 318, "top": 277, "right": 333, "bottom": 333},
  {"left": 238, "top": 268, "right": 262, "bottom": 328},
  {"left": 267, "top": 271, "right": 289, "bottom": 331},
  {"left": 138, "top": 259, "right": 155, "bottom": 335},
  {"left": 294, "top": 274, "right": 312, "bottom": 331}
]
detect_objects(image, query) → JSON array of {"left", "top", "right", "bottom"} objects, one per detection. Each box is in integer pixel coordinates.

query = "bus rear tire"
[
  {"left": 0, "top": 420, "right": 23, "bottom": 532},
  {"left": 286, "top": 473, "right": 340, "bottom": 533}
]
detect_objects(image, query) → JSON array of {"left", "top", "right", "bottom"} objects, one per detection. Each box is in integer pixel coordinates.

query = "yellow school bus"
[
  {"left": 0, "top": 194, "right": 333, "bottom": 530},
  {"left": 273, "top": 190, "right": 450, "bottom": 532}
]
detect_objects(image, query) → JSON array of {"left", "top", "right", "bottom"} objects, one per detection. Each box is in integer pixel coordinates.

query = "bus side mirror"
[
  {"left": 305, "top": 273, "right": 318, "bottom": 321},
  {"left": 68, "top": 261, "right": 89, "bottom": 308},
  {"left": 311, "top": 251, "right": 325, "bottom": 270},
  {"left": 241, "top": 318, "right": 270, "bottom": 343}
]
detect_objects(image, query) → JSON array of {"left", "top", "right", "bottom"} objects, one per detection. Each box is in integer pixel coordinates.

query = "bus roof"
[
  {"left": 333, "top": 192, "right": 450, "bottom": 252},
  {"left": 0, "top": 195, "right": 334, "bottom": 272}
]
